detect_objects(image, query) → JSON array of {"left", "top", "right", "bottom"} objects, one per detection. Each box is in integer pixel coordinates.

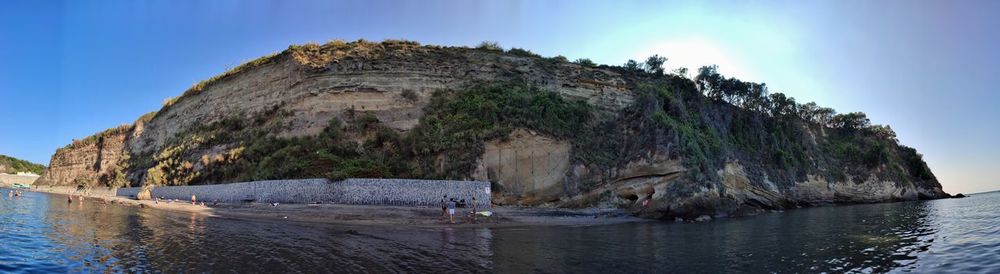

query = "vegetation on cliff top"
[
  {"left": 60, "top": 124, "right": 132, "bottom": 151},
  {"left": 690, "top": 65, "right": 934, "bottom": 185},
  {"left": 0, "top": 154, "right": 46, "bottom": 175}
]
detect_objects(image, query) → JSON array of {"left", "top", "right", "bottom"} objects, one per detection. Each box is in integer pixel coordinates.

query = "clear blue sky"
[{"left": 1, "top": 0, "right": 997, "bottom": 194}]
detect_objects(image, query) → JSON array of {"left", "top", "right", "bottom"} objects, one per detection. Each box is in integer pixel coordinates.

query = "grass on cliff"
[
  {"left": 62, "top": 124, "right": 132, "bottom": 150},
  {"left": 156, "top": 39, "right": 427, "bottom": 118},
  {"left": 133, "top": 82, "right": 594, "bottom": 186}
]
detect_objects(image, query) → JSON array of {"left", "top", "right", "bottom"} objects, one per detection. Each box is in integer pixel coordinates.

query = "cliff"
[
  {"left": 35, "top": 125, "right": 130, "bottom": 187},
  {"left": 38, "top": 40, "right": 949, "bottom": 218}
]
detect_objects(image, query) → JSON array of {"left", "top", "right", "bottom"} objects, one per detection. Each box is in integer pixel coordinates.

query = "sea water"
[{"left": 1, "top": 188, "right": 997, "bottom": 273}]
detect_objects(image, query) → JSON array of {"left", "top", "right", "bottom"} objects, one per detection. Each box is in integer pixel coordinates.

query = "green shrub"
[
  {"left": 574, "top": 58, "right": 597, "bottom": 67},
  {"left": 507, "top": 47, "right": 540, "bottom": 58},
  {"left": 476, "top": 41, "right": 503, "bottom": 51},
  {"left": 400, "top": 90, "right": 419, "bottom": 102},
  {"left": 403, "top": 82, "right": 592, "bottom": 178}
]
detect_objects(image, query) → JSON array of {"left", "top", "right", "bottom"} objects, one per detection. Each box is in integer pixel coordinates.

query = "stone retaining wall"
[{"left": 116, "top": 178, "right": 491, "bottom": 208}]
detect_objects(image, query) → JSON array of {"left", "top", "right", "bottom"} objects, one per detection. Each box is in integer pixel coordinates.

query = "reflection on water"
[
  {"left": 1, "top": 189, "right": 998, "bottom": 273},
  {"left": 491, "top": 201, "right": 939, "bottom": 273}
]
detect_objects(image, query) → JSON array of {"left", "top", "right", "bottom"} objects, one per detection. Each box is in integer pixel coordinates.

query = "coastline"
[
  {"left": 28, "top": 186, "right": 214, "bottom": 216},
  {"left": 25, "top": 186, "right": 645, "bottom": 228}
]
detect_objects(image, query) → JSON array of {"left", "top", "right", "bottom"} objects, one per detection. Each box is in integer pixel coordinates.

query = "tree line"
[
  {"left": 617, "top": 56, "right": 888, "bottom": 137},
  {"left": 0, "top": 155, "right": 46, "bottom": 175}
]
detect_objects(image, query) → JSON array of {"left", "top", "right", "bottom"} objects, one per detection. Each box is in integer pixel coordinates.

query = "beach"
[{"left": 26, "top": 186, "right": 643, "bottom": 228}]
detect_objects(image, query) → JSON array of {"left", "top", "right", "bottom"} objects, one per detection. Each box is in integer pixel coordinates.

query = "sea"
[{"left": 1, "top": 188, "right": 997, "bottom": 273}]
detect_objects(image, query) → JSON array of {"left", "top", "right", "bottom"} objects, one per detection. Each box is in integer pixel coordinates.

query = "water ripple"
[{"left": 1, "top": 189, "right": 999, "bottom": 273}]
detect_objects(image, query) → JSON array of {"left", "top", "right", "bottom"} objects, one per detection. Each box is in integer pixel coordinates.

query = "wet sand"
[
  {"left": 27, "top": 187, "right": 644, "bottom": 228},
  {"left": 29, "top": 187, "right": 214, "bottom": 215}
]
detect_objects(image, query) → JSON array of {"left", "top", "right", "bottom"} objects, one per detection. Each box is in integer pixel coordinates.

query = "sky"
[{"left": 1, "top": 0, "right": 997, "bottom": 194}]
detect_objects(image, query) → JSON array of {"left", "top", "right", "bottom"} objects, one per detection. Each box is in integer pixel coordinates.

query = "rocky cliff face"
[
  {"left": 130, "top": 41, "right": 631, "bottom": 155},
  {"left": 36, "top": 126, "right": 129, "bottom": 187},
  {"left": 39, "top": 40, "right": 949, "bottom": 219}
]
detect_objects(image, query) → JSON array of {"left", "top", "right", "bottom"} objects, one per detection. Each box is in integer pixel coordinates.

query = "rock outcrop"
[
  {"left": 37, "top": 40, "right": 949, "bottom": 219},
  {"left": 35, "top": 126, "right": 130, "bottom": 187},
  {"left": 480, "top": 129, "right": 573, "bottom": 205}
]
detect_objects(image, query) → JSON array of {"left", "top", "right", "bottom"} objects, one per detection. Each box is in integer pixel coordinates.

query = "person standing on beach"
[
  {"left": 447, "top": 198, "right": 457, "bottom": 224},
  {"left": 191, "top": 194, "right": 197, "bottom": 205},
  {"left": 440, "top": 195, "right": 448, "bottom": 218},
  {"left": 470, "top": 197, "right": 478, "bottom": 223}
]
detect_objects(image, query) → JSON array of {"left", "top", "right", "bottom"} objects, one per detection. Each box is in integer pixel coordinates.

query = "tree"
[
  {"left": 696, "top": 65, "right": 724, "bottom": 100},
  {"left": 769, "top": 93, "right": 798, "bottom": 117},
  {"left": 798, "top": 102, "right": 819, "bottom": 122},
  {"left": 623, "top": 59, "right": 642, "bottom": 73},
  {"left": 644, "top": 55, "right": 667, "bottom": 74},
  {"left": 721, "top": 78, "right": 749, "bottom": 105},
  {"left": 672, "top": 67, "right": 689, "bottom": 78},
  {"left": 870, "top": 125, "right": 898, "bottom": 143},
  {"left": 744, "top": 82, "right": 769, "bottom": 112},
  {"left": 814, "top": 107, "right": 837, "bottom": 126},
  {"left": 830, "top": 112, "right": 871, "bottom": 130}
]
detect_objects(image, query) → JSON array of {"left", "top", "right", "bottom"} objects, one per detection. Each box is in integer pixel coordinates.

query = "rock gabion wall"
[{"left": 116, "top": 178, "right": 492, "bottom": 208}]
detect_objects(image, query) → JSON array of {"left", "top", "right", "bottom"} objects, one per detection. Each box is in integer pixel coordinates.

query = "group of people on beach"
[
  {"left": 440, "top": 195, "right": 493, "bottom": 224},
  {"left": 66, "top": 189, "right": 85, "bottom": 203}
]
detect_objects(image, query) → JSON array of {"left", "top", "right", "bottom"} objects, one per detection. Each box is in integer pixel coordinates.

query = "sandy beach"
[{"left": 26, "top": 187, "right": 645, "bottom": 228}]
